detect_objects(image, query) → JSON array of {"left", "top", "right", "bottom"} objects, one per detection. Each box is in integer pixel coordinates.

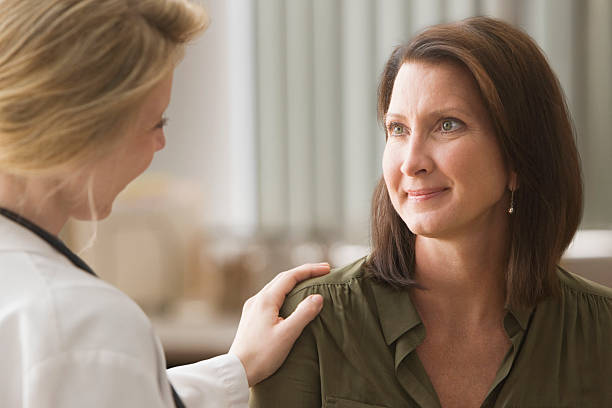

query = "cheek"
[
  {"left": 445, "top": 141, "right": 508, "bottom": 199},
  {"left": 382, "top": 144, "right": 400, "bottom": 187},
  {"left": 127, "top": 136, "right": 157, "bottom": 173}
]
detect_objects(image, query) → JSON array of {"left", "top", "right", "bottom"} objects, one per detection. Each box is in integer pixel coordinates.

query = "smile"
[{"left": 405, "top": 188, "right": 449, "bottom": 201}]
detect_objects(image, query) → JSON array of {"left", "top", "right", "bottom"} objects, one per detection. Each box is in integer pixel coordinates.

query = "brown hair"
[{"left": 366, "top": 16, "right": 583, "bottom": 308}]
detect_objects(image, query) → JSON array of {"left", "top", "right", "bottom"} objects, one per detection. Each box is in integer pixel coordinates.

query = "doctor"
[{"left": 0, "top": 0, "right": 327, "bottom": 407}]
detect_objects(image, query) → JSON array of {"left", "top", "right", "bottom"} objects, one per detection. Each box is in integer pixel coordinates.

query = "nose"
[{"left": 399, "top": 133, "right": 433, "bottom": 177}]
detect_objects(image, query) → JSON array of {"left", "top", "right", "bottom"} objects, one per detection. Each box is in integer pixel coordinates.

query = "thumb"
[{"left": 281, "top": 294, "right": 324, "bottom": 341}]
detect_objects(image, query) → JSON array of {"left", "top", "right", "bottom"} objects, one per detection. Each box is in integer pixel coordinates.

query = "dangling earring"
[{"left": 508, "top": 189, "right": 515, "bottom": 214}]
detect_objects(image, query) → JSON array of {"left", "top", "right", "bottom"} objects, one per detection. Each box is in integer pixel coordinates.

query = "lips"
[{"left": 405, "top": 187, "right": 449, "bottom": 201}]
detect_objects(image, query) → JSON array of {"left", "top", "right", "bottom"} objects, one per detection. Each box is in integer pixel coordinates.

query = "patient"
[{"left": 250, "top": 16, "right": 612, "bottom": 408}]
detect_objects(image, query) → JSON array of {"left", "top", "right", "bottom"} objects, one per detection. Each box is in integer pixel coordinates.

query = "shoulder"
[
  {"left": 549, "top": 266, "right": 612, "bottom": 330},
  {"left": 280, "top": 257, "right": 370, "bottom": 316},
  {"left": 532, "top": 266, "right": 612, "bottom": 335},
  {"left": 556, "top": 266, "right": 612, "bottom": 300},
  {"left": 0, "top": 249, "right": 160, "bottom": 371},
  {"left": 288, "top": 256, "right": 367, "bottom": 296},
  {"left": 514, "top": 267, "right": 612, "bottom": 401}
]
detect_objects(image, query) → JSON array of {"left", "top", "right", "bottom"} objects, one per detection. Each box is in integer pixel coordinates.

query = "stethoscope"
[{"left": 0, "top": 208, "right": 186, "bottom": 408}]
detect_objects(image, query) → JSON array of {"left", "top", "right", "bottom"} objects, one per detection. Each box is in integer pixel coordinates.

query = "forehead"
[{"left": 387, "top": 60, "right": 484, "bottom": 117}]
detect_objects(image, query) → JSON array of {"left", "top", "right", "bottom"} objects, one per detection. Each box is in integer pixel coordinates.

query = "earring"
[{"left": 508, "top": 189, "right": 515, "bottom": 214}]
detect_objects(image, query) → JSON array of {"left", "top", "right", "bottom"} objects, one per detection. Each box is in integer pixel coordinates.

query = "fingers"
[
  {"left": 281, "top": 294, "right": 324, "bottom": 342},
  {"left": 264, "top": 263, "right": 330, "bottom": 298},
  {"left": 229, "top": 264, "right": 329, "bottom": 386}
]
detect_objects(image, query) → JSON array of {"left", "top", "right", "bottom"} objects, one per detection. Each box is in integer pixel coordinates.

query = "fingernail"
[{"left": 309, "top": 294, "right": 323, "bottom": 307}]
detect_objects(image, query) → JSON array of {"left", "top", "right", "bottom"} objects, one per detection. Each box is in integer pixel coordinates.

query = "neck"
[
  {"left": 0, "top": 173, "right": 69, "bottom": 235},
  {"left": 411, "top": 218, "right": 510, "bottom": 327}
]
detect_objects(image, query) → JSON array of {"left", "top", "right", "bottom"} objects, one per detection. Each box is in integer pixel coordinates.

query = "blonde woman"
[{"left": 0, "top": 0, "right": 328, "bottom": 407}]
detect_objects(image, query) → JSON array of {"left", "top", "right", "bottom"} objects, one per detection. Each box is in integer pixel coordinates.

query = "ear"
[{"left": 508, "top": 171, "right": 518, "bottom": 191}]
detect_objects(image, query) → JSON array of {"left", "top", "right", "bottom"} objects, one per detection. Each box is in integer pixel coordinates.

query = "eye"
[
  {"left": 440, "top": 118, "right": 463, "bottom": 133},
  {"left": 387, "top": 122, "right": 407, "bottom": 137}
]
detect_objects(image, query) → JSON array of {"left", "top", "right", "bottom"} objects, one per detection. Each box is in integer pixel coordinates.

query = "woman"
[
  {"left": 251, "top": 17, "right": 612, "bottom": 408},
  {"left": 0, "top": 0, "right": 329, "bottom": 407}
]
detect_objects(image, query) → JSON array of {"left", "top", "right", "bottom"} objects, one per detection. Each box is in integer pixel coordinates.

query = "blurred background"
[{"left": 63, "top": 0, "right": 612, "bottom": 366}]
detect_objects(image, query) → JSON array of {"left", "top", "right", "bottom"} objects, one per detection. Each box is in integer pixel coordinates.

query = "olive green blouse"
[{"left": 250, "top": 257, "right": 612, "bottom": 407}]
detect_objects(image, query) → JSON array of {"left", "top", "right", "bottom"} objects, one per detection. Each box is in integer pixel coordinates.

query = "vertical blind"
[{"left": 254, "top": 0, "right": 612, "bottom": 244}]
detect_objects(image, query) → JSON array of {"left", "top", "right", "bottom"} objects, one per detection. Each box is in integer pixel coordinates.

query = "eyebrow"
[{"left": 384, "top": 106, "right": 475, "bottom": 124}]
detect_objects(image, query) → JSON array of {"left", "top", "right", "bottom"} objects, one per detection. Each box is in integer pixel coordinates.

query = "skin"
[
  {"left": 383, "top": 61, "right": 517, "bottom": 408},
  {"left": 0, "top": 70, "right": 328, "bottom": 387},
  {"left": 0, "top": 73, "right": 174, "bottom": 235}
]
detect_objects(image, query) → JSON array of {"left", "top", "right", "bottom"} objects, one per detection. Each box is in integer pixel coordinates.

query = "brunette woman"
[{"left": 251, "top": 16, "right": 611, "bottom": 408}]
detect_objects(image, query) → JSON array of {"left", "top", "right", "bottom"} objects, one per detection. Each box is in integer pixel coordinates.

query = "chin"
[
  {"left": 404, "top": 216, "right": 459, "bottom": 239},
  {"left": 407, "top": 225, "right": 443, "bottom": 238},
  {"left": 71, "top": 202, "right": 114, "bottom": 221},
  {"left": 96, "top": 205, "right": 113, "bottom": 220}
]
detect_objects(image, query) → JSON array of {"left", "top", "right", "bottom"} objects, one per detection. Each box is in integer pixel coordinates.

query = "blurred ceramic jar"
[{"left": 63, "top": 174, "right": 206, "bottom": 315}]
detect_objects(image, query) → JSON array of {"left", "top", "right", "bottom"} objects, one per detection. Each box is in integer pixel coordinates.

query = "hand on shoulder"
[{"left": 229, "top": 263, "right": 329, "bottom": 386}]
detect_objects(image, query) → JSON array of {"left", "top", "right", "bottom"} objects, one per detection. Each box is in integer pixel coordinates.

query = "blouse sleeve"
[
  {"left": 167, "top": 354, "right": 249, "bottom": 408},
  {"left": 24, "top": 350, "right": 251, "bottom": 408},
  {"left": 249, "top": 289, "right": 322, "bottom": 407}
]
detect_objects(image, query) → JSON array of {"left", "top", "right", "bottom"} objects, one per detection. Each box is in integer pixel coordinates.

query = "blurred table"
[
  {"left": 562, "top": 229, "right": 612, "bottom": 288},
  {"left": 151, "top": 310, "right": 240, "bottom": 367}
]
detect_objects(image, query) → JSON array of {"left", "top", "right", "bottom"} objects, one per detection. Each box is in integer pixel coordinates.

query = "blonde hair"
[{"left": 0, "top": 0, "right": 208, "bottom": 176}]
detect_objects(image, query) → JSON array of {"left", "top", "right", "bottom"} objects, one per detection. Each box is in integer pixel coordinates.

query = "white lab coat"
[{"left": 0, "top": 215, "right": 249, "bottom": 407}]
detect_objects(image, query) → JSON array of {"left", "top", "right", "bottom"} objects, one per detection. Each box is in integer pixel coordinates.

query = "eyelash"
[
  {"left": 439, "top": 118, "right": 464, "bottom": 133},
  {"left": 385, "top": 118, "right": 465, "bottom": 137},
  {"left": 155, "top": 117, "right": 169, "bottom": 129},
  {"left": 387, "top": 122, "right": 407, "bottom": 137}
]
